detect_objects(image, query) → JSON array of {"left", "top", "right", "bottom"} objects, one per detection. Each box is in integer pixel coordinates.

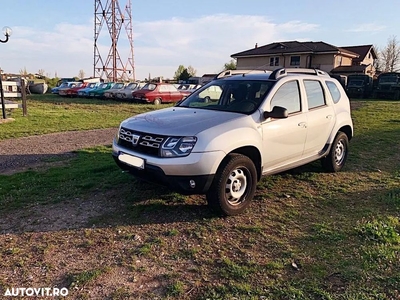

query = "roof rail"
[
  {"left": 214, "top": 69, "right": 270, "bottom": 79},
  {"left": 269, "top": 68, "right": 330, "bottom": 80}
]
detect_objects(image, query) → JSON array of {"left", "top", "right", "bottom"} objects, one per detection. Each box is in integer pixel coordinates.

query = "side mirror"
[{"left": 263, "top": 106, "right": 288, "bottom": 119}]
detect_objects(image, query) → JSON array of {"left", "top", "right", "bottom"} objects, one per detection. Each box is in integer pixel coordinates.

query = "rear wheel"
[
  {"left": 322, "top": 131, "right": 349, "bottom": 172},
  {"left": 154, "top": 98, "right": 162, "bottom": 105},
  {"left": 206, "top": 154, "right": 257, "bottom": 216}
]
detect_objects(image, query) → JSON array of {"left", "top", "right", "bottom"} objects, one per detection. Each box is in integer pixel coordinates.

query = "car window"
[
  {"left": 270, "top": 80, "right": 301, "bottom": 114},
  {"left": 326, "top": 81, "right": 341, "bottom": 104},
  {"left": 304, "top": 80, "right": 326, "bottom": 109},
  {"left": 168, "top": 85, "right": 178, "bottom": 92},
  {"left": 159, "top": 85, "right": 169, "bottom": 92},
  {"left": 178, "top": 79, "right": 273, "bottom": 114},
  {"left": 142, "top": 83, "right": 156, "bottom": 91}
]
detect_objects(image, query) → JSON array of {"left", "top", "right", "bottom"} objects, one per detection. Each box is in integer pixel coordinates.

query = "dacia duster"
[{"left": 113, "top": 68, "right": 354, "bottom": 216}]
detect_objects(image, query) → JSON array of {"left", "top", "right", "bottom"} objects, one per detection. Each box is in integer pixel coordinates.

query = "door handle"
[
  {"left": 298, "top": 122, "right": 307, "bottom": 128},
  {"left": 326, "top": 115, "right": 333, "bottom": 119}
]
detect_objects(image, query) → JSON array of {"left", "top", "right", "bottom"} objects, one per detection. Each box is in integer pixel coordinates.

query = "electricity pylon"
[{"left": 94, "top": 0, "right": 135, "bottom": 82}]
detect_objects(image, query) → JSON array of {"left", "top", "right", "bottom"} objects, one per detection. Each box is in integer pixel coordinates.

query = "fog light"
[{"left": 189, "top": 180, "right": 196, "bottom": 188}]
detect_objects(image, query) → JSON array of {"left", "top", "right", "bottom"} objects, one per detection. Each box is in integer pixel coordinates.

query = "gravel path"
[{"left": 0, "top": 128, "right": 118, "bottom": 175}]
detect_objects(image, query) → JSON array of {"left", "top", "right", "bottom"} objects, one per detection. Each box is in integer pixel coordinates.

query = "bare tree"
[
  {"left": 78, "top": 69, "right": 85, "bottom": 79},
  {"left": 37, "top": 69, "right": 45, "bottom": 76},
  {"left": 373, "top": 44, "right": 383, "bottom": 72},
  {"left": 19, "top": 67, "right": 28, "bottom": 76},
  {"left": 187, "top": 65, "right": 197, "bottom": 77},
  {"left": 381, "top": 36, "right": 400, "bottom": 72}
]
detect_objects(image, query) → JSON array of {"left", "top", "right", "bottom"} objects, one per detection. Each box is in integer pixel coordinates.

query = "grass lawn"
[
  {"left": 0, "top": 94, "right": 161, "bottom": 140},
  {"left": 0, "top": 95, "right": 399, "bottom": 299}
]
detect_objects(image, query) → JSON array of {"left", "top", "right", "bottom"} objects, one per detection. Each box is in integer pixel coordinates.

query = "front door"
[{"left": 261, "top": 80, "right": 307, "bottom": 172}]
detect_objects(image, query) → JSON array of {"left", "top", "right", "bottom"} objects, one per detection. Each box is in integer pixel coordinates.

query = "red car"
[
  {"left": 131, "top": 83, "right": 186, "bottom": 105},
  {"left": 60, "top": 82, "right": 89, "bottom": 97}
]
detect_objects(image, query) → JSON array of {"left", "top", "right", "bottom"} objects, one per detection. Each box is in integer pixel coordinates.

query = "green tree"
[
  {"left": 179, "top": 69, "right": 191, "bottom": 82},
  {"left": 223, "top": 59, "right": 237, "bottom": 71},
  {"left": 174, "top": 65, "right": 186, "bottom": 81}
]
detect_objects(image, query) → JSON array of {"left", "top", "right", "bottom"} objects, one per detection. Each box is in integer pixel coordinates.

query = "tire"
[
  {"left": 206, "top": 154, "right": 257, "bottom": 216},
  {"left": 322, "top": 131, "right": 349, "bottom": 172},
  {"left": 154, "top": 98, "right": 162, "bottom": 105},
  {"left": 203, "top": 96, "right": 211, "bottom": 103}
]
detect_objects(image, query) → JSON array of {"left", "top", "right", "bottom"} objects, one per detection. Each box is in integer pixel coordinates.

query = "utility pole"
[{"left": 94, "top": 0, "right": 135, "bottom": 82}]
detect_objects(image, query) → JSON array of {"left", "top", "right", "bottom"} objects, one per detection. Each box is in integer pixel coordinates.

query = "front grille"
[{"left": 117, "top": 127, "right": 167, "bottom": 157}]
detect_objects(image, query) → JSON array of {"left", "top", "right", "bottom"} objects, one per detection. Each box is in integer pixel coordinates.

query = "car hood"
[{"left": 121, "top": 107, "right": 244, "bottom": 136}]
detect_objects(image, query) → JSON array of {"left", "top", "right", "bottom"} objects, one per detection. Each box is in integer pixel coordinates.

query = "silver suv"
[{"left": 112, "top": 68, "right": 353, "bottom": 216}]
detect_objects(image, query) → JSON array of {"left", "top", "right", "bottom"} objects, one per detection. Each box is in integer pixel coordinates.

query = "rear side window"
[
  {"left": 304, "top": 80, "right": 325, "bottom": 109},
  {"left": 326, "top": 81, "right": 341, "bottom": 103}
]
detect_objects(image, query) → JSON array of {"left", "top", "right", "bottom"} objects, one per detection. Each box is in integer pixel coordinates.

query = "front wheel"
[
  {"left": 322, "top": 131, "right": 349, "bottom": 172},
  {"left": 206, "top": 154, "right": 257, "bottom": 216}
]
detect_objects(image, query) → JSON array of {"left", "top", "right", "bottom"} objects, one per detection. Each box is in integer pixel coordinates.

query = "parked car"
[
  {"left": 131, "top": 83, "right": 186, "bottom": 105},
  {"left": 51, "top": 82, "right": 69, "bottom": 94},
  {"left": 56, "top": 82, "right": 81, "bottom": 96},
  {"left": 115, "top": 82, "right": 145, "bottom": 101},
  {"left": 58, "top": 82, "right": 84, "bottom": 97},
  {"left": 178, "top": 84, "right": 203, "bottom": 98},
  {"left": 77, "top": 82, "right": 100, "bottom": 97},
  {"left": 113, "top": 68, "right": 353, "bottom": 216},
  {"left": 62, "top": 82, "right": 91, "bottom": 97},
  {"left": 345, "top": 74, "right": 373, "bottom": 98},
  {"left": 372, "top": 72, "right": 400, "bottom": 100},
  {"left": 103, "top": 82, "right": 126, "bottom": 99},
  {"left": 88, "top": 82, "right": 114, "bottom": 98}
]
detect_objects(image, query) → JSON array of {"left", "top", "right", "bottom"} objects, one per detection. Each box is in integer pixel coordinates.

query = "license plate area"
[{"left": 118, "top": 153, "right": 145, "bottom": 169}]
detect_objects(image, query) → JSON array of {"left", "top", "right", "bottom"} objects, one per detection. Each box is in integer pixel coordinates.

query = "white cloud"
[
  {"left": 347, "top": 23, "right": 386, "bottom": 33},
  {"left": 0, "top": 14, "right": 319, "bottom": 80}
]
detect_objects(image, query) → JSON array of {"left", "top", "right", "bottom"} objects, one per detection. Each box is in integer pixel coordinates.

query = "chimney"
[{"left": 255, "top": 43, "right": 258, "bottom": 48}]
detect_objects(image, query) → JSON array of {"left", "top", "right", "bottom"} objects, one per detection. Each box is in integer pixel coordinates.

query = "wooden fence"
[{"left": 0, "top": 77, "right": 27, "bottom": 118}]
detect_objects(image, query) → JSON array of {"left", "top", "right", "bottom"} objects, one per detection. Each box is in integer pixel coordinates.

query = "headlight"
[{"left": 161, "top": 136, "right": 197, "bottom": 157}]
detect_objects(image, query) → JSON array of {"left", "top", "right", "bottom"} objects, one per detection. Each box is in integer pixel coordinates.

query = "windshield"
[
  {"left": 379, "top": 75, "right": 399, "bottom": 83},
  {"left": 348, "top": 80, "right": 364, "bottom": 87},
  {"left": 113, "top": 83, "right": 125, "bottom": 89},
  {"left": 177, "top": 79, "right": 273, "bottom": 114},
  {"left": 126, "top": 82, "right": 138, "bottom": 89}
]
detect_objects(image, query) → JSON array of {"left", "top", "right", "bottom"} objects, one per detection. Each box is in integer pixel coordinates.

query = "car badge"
[{"left": 131, "top": 134, "right": 140, "bottom": 145}]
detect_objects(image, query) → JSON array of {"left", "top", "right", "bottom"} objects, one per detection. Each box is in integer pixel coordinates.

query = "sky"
[{"left": 0, "top": 0, "right": 399, "bottom": 81}]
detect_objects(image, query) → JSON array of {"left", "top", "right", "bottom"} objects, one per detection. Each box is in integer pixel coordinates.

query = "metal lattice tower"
[{"left": 94, "top": 0, "right": 135, "bottom": 82}]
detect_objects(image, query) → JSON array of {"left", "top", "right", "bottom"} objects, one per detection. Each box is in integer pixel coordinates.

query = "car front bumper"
[{"left": 112, "top": 139, "right": 225, "bottom": 194}]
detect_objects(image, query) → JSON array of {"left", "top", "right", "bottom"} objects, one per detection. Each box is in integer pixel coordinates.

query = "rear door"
[
  {"left": 302, "top": 79, "right": 335, "bottom": 158},
  {"left": 158, "top": 85, "right": 171, "bottom": 102},
  {"left": 168, "top": 85, "right": 184, "bottom": 102}
]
